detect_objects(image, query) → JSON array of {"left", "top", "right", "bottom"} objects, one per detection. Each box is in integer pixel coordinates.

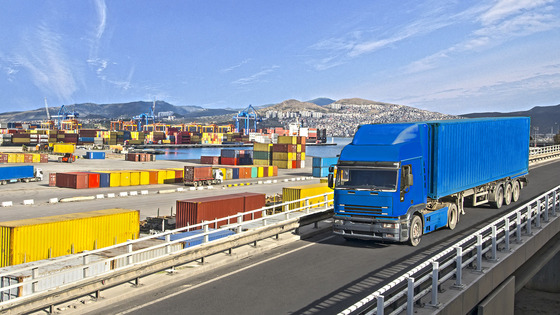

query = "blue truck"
[
  {"left": 328, "top": 117, "right": 530, "bottom": 246},
  {"left": 0, "top": 165, "right": 44, "bottom": 185}
]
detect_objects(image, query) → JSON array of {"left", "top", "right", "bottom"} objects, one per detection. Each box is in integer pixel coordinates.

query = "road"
[{"left": 74, "top": 159, "right": 560, "bottom": 315}]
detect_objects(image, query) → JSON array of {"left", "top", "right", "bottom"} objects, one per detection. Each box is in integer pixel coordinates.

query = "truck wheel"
[
  {"left": 448, "top": 204, "right": 458, "bottom": 230},
  {"left": 24, "top": 178, "right": 30, "bottom": 183},
  {"left": 504, "top": 183, "right": 512, "bottom": 206},
  {"left": 491, "top": 186, "right": 504, "bottom": 209},
  {"left": 408, "top": 215, "right": 423, "bottom": 246},
  {"left": 512, "top": 181, "right": 521, "bottom": 202},
  {"left": 193, "top": 181, "right": 198, "bottom": 187}
]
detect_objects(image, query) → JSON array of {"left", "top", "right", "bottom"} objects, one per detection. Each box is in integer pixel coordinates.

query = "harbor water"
[{"left": 155, "top": 137, "right": 353, "bottom": 161}]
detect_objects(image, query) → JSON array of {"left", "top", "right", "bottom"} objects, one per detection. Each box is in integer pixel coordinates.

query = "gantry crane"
[{"left": 233, "top": 105, "right": 262, "bottom": 135}]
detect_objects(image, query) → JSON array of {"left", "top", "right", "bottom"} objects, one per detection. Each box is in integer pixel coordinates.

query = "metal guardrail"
[
  {"left": 340, "top": 185, "right": 560, "bottom": 315},
  {"left": 0, "top": 192, "right": 333, "bottom": 308},
  {"left": 529, "top": 145, "right": 560, "bottom": 164}
]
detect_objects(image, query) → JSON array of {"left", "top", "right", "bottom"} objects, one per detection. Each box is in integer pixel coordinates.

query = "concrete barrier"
[
  {"left": 140, "top": 190, "right": 149, "bottom": 195},
  {"left": 176, "top": 187, "right": 184, "bottom": 192},
  {"left": 107, "top": 193, "right": 116, "bottom": 198},
  {"left": 207, "top": 186, "right": 214, "bottom": 189},
  {"left": 119, "top": 192, "right": 128, "bottom": 197},
  {"left": 1, "top": 201, "right": 13, "bottom": 207},
  {"left": 23, "top": 199, "right": 34, "bottom": 205},
  {"left": 189, "top": 187, "right": 196, "bottom": 191},
  {"left": 129, "top": 191, "right": 138, "bottom": 196},
  {"left": 197, "top": 187, "right": 204, "bottom": 190},
  {"left": 60, "top": 196, "right": 96, "bottom": 203},
  {"left": 158, "top": 189, "right": 176, "bottom": 194},
  {"left": 273, "top": 180, "right": 278, "bottom": 183},
  {"left": 96, "top": 194, "right": 105, "bottom": 199},
  {"left": 49, "top": 198, "right": 59, "bottom": 204}
]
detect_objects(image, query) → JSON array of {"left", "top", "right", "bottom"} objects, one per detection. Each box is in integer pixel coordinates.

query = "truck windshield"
[{"left": 335, "top": 167, "right": 398, "bottom": 191}]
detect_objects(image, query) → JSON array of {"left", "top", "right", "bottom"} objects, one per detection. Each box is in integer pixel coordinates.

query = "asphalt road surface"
[{"left": 76, "top": 159, "right": 560, "bottom": 315}]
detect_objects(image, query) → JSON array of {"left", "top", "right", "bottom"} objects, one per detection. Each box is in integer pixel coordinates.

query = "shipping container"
[
  {"left": 282, "top": 183, "right": 333, "bottom": 210},
  {"left": 176, "top": 194, "right": 246, "bottom": 228},
  {"left": 0, "top": 165, "right": 36, "bottom": 183},
  {"left": 53, "top": 144, "right": 75, "bottom": 154},
  {"left": 83, "top": 172, "right": 100, "bottom": 189},
  {"left": 138, "top": 171, "right": 150, "bottom": 185},
  {"left": 0, "top": 209, "right": 139, "bottom": 267},
  {"left": 312, "top": 157, "right": 339, "bottom": 168},
  {"left": 56, "top": 172, "right": 89, "bottom": 189},
  {"left": 183, "top": 166, "right": 213, "bottom": 185},
  {"left": 85, "top": 151, "right": 105, "bottom": 159},
  {"left": 129, "top": 171, "right": 140, "bottom": 186},
  {"left": 49, "top": 173, "right": 57, "bottom": 187},
  {"left": 95, "top": 172, "right": 110, "bottom": 188}
]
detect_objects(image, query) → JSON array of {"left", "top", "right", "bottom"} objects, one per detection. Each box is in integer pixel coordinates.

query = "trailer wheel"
[
  {"left": 491, "top": 185, "right": 504, "bottom": 209},
  {"left": 447, "top": 204, "right": 458, "bottom": 230},
  {"left": 512, "top": 181, "right": 521, "bottom": 202},
  {"left": 504, "top": 183, "right": 513, "bottom": 206},
  {"left": 24, "top": 178, "right": 30, "bottom": 183},
  {"left": 408, "top": 215, "right": 423, "bottom": 246},
  {"left": 193, "top": 181, "right": 198, "bottom": 187},
  {"left": 0, "top": 180, "right": 6, "bottom": 185}
]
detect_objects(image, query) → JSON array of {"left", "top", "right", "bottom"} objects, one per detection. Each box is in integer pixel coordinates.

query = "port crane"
[
  {"left": 49, "top": 104, "right": 79, "bottom": 129},
  {"left": 132, "top": 100, "right": 156, "bottom": 131},
  {"left": 233, "top": 104, "right": 262, "bottom": 135}
]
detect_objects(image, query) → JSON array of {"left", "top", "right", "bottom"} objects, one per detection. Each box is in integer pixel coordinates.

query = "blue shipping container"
[
  {"left": 312, "top": 167, "right": 330, "bottom": 178},
  {"left": 427, "top": 117, "right": 530, "bottom": 199},
  {"left": 158, "top": 229, "right": 235, "bottom": 248},
  {"left": 0, "top": 165, "right": 34, "bottom": 181},
  {"left": 86, "top": 152, "right": 105, "bottom": 159},
  {"left": 312, "top": 157, "right": 338, "bottom": 168},
  {"left": 93, "top": 172, "right": 110, "bottom": 187}
]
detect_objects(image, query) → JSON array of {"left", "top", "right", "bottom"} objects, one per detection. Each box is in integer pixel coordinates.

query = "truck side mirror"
[{"left": 327, "top": 174, "right": 334, "bottom": 189}]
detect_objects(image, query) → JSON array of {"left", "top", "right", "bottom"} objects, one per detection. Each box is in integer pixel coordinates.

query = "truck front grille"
[{"left": 340, "top": 204, "right": 384, "bottom": 215}]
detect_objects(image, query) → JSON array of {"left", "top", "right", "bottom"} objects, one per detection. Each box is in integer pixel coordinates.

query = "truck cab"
[{"left": 329, "top": 123, "right": 429, "bottom": 245}]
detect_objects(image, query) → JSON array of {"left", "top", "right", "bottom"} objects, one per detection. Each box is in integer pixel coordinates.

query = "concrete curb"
[{"left": 59, "top": 196, "right": 96, "bottom": 203}]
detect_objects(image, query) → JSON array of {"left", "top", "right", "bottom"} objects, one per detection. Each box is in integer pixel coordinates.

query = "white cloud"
[
  {"left": 232, "top": 65, "right": 279, "bottom": 85},
  {"left": 480, "top": 0, "right": 554, "bottom": 25},
  {"left": 94, "top": 0, "right": 107, "bottom": 40},
  {"left": 221, "top": 59, "right": 250, "bottom": 73}
]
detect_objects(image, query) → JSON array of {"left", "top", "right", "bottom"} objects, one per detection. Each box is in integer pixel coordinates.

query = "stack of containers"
[
  {"left": 0, "top": 209, "right": 139, "bottom": 267},
  {"left": 271, "top": 136, "right": 306, "bottom": 169},
  {"left": 252, "top": 143, "right": 272, "bottom": 166},
  {"left": 11, "top": 133, "right": 30, "bottom": 145},
  {"left": 282, "top": 183, "right": 333, "bottom": 210},
  {"left": 200, "top": 156, "right": 220, "bottom": 164},
  {"left": 220, "top": 149, "right": 253, "bottom": 166},
  {"left": 0, "top": 153, "right": 48, "bottom": 163},
  {"left": 174, "top": 131, "right": 191, "bottom": 144},
  {"left": 175, "top": 192, "right": 265, "bottom": 228},
  {"left": 312, "top": 157, "right": 338, "bottom": 177},
  {"left": 78, "top": 129, "right": 97, "bottom": 144}
]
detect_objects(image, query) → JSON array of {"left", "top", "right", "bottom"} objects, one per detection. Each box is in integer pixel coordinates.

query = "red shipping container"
[
  {"left": 23, "top": 154, "right": 33, "bottom": 163},
  {"left": 241, "top": 167, "right": 251, "bottom": 179},
  {"left": 292, "top": 160, "right": 297, "bottom": 169},
  {"left": 0, "top": 154, "right": 7, "bottom": 163},
  {"left": 49, "top": 173, "right": 57, "bottom": 187},
  {"left": 233, "top": 192, "right": 266, "bottom": 221},
  {"left": 83, "top": 172, "right": 100, "bottom": 188},
  {"left": 200, "top": 156, "right": 220, "bottom": 164},
  {"left": 272, "top": 166, "right": 278, "bottom": 176},
  {"left": 183, "top": 166, "right": 212, "bottom": 184},
  {"left": 272, "top": 144, "right": 289, "bottom": 152},
  {"left": 176, "top": 194, "right": 246, "bottom": 228},
  {"left": 56, "top": 172, "right": 89, "bottom": 189},
  {"left": 139, "top": 154, "right": 146, "bottom": 162},
  {"left": 220, "top": 157, "right": 238, "bottom": 165},
  {"left": 148, "top": 170, "right": 158, "bottom": 185},
  {"left": 174, "top": 170, "right": 183, "bottom": 183},
  {"left": 40, "top": 154, "right": 48, "bottom": 163}
]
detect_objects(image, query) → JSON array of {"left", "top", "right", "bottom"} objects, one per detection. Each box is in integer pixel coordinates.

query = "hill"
[
  {"left": 259, "top": 99, "right": 329, "bottom": 113},
  {"left": 306, "top": 97, "right": 335, "bottom": 106},
  {"left": 461, "top": 104, "right": 560, "bottom": 134}
]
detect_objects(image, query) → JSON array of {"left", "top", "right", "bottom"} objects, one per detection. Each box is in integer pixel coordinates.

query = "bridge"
[{"left": 1, "top": 145, "right": 560, "bottom": 314}]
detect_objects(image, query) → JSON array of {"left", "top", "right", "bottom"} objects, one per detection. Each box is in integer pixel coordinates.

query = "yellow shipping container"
[
  {"left": 32, "top": 153, "right": 41, "bottom": 163},
  {"left": 0, "top": 209, "right": 139, "bottom": 267},
  {"left": 282, "top": 183, "right": 333, "bottom": 211},
  {"left": 272, "top": 160, "right": 292, "bottom": 169},
  {"left": 7, "top": 153, "right": 16, "bottom": 163},
  {"left": 119, "top": 171, "right": 131, "bottom": 186},
  {"left": 16, "top": 154, "right": 24, "bottom": 163},
  {"left": 257, "top": 166, "right": 264, "bottom": 178},
  {"left": 98, "top": 171, "right": 121, "bottom": 187},
  {"left": 253, "top": 143, "right": 272, "bottom": 152},
  {"left": 278, "top": 136, "right": 297, "bottom": 144},
  {"left": 53, "top": 143, "right": 75, "bottom": 154},
  {"left": 165, "top": 170, "right": 176, "bottom": 184},
  {"left": 301, "top": 152, "right": 306, "bottom": 160},
  {"left": 253, "top": 159, "right": 269, "bottom": 166},
  {"left": 129, "top": 171, "right": 140, "bottom": 186},
  {"left": 139, "top": 171, "right": 150, "bottom": 185}
]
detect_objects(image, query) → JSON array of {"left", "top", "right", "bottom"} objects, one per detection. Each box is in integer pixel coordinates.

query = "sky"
[{"left": 0, "top": 0, "right": 559, "bottom": 115}]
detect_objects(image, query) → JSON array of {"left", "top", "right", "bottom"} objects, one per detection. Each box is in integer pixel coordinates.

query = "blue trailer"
[
  {"left": 328, "top": 117, "right": 530, "bottom": 246},
  {"left": 0, "top": 165, "right": 44, "bottom": 185}
]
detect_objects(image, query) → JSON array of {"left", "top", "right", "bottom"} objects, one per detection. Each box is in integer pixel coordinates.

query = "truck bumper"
[{"left": 333, "top": 215, "right": 408, "bottom": 242}]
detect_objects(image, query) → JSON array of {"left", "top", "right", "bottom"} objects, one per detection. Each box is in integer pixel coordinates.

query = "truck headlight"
[
  {"left": 334, "top": 219, "right": 344, "bottom": 225},
  {"left": 382, "top": 223, "right": 397, "bottom": 229}
]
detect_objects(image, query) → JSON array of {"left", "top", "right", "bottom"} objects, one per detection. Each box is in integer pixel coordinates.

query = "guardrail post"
[
  {"left": 203, "top": 223, "right": 209, "bottom": 244},
  {"left": 453, "top": 246, "right": 464, "bottom": 288},
  {"left": 490, "top": 225, "right": 498, "bottom": 262},
  {"left": 305, "top": 199, "right": 310, "bottom": 214},
  {"left": 536, "top": 199, "right": 541, "bottom": 228},
  {"left": 83, "top": 252, "right": 90, "bottom": 278},
  {"left": 430, "top": 261, "right": 440, "bottom": 307},
  {"left": 236, "top": 213, "right": 243, "bottom": 234},
  {"left": 544, "top": 195, "right": 550, "bottom": 222},
  {"left": 165, "top": 234, "right": 171, "bottom": 254},
  {"left": 504, "top": 218, "right": 510, "bottom": 252},
  {"left": 375, "top": 295, "right": 384, "bottom": 315},
  {"left": 32, "top": 267, "right": 38, "bottom": 293},
  {"left": 526, "top": 205, "right": 533, "bottom": 235},
  {"left": 516, "top": 212, "right": 522, "bottom": 243},
  {"left": 553, "top": 190, "right": 558, "bottom": 216},
  {"left": 476, "top": 234, "right": 483, "bottom": 272},
  {"left": 127, "top": 243, "right": 133, "bottom": 265},
  {"left": 407, "top": 277, "right": 414, "bottom": 315}
]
